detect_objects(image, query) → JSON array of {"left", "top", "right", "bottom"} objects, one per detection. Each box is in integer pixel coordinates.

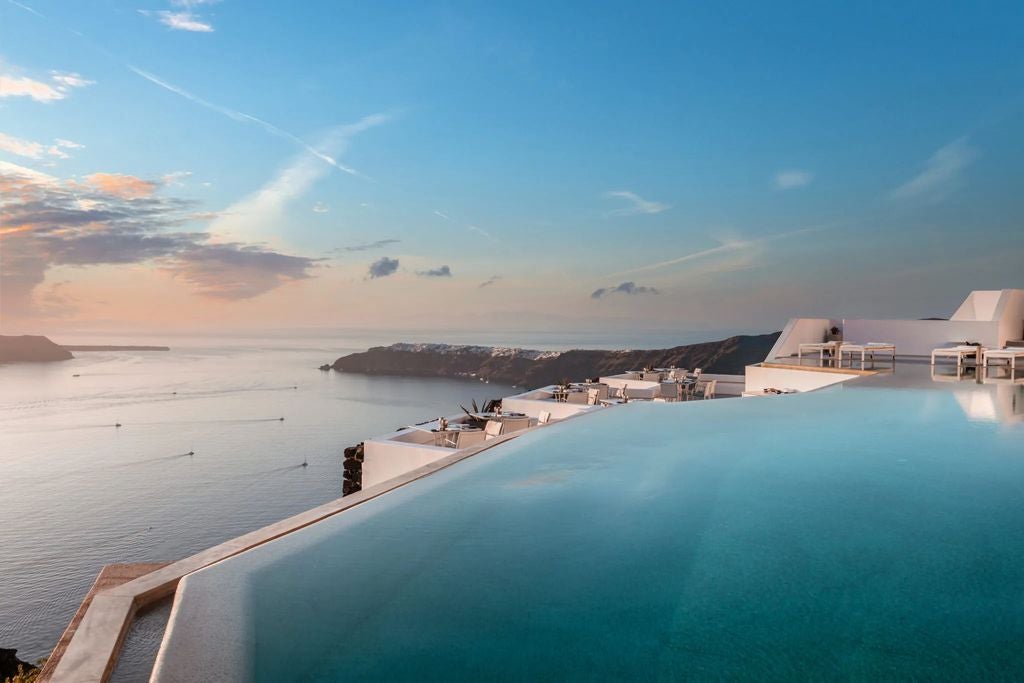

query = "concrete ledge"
[
  {"left": 760, "top": 362, "right": 878, "bottom": 376},
  {"left": 39, "top": 563, "right": 168, "bottom": 682}
]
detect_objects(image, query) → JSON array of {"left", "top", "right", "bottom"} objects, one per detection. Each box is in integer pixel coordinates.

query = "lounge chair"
[
  {"left": 839, "top": 342, "right": 896, "bottom": 363},
  {"left": 983, "top": 348, "right": 1024, "bottom": 370},
  {"left": 797, "top": 342, "right": 842, "bottom": 360},
  {"left": 931, "top": 345, "right": 981, "bottom": 367},
  {"left": 587, "top": 388, "right": 600, "bottom": 405},
  {"left": 538, "top": 410, "right": 552, "bottom": 425}
]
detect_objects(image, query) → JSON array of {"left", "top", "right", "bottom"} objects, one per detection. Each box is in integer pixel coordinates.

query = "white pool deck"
[{"left": 42, "top": 287, "right": 1024, "bottom": 682}]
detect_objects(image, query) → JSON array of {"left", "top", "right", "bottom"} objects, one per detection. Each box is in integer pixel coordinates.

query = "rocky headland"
[
  {"left": 0, "top": 335, "right": 74, "bottom": 363},
  {"left": 331, "top": 333, "right": 780, "bottom": 387}
]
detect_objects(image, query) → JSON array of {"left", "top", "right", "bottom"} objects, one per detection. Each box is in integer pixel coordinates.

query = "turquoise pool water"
[{"left": 156, "top": 381, "right": 1024, "bottom": 681}]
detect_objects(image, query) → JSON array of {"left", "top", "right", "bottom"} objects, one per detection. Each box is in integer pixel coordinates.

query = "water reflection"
[{"left": 929, "top": 365, "right": 1024, "bottom": 423}]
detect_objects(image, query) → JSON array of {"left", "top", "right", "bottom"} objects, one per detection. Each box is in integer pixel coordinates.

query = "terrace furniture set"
[{"left": 432, "top": 411, "right": 531, "bottom": 448}]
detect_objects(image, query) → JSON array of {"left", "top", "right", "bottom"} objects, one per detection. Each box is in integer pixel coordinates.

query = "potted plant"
[{"left": 827, "top": 325, "right": 842, "bottom": 342}]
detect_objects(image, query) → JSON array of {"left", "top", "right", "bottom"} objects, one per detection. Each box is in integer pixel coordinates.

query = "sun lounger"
[
  {"left": 839, "top": 342, "right": 896, "bottom": 363},
  {"left": 931, "top": 345, "right": 981, "bottom": 367},
  {"left": 983, "top": 348, "right": 1024, "bottom": 370},
  {"left": 797, "top": 341, "right": 843, "bottom": 360}
]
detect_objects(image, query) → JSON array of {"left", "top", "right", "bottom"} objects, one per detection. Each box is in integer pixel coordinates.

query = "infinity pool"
[{"left": 155, "top": 379, "right": 1024, "bottom": 681}]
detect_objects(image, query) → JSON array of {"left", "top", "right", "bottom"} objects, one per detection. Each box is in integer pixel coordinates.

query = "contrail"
[
  {"left": 6, "top": 0, "right": 44, "bottom": 18},
  {"left": 608, "top": 224, "right": 838, "bottom": 278},
  {"left": 6, "top": 4, "right": 390, "bottom": 176},
  {"left": 128, "top": 66, "right": 366, "bottom": 176}
]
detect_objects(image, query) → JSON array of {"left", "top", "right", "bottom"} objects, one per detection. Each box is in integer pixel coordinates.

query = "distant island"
[
  {"left": 61, "top": 345, "right": 170, "bottom": 352},
  {"left": 0, "top": 336, "right": 171, "bottom": 363},
  {"left": 0, "top": 335, "right": 74, "bottom": 363},
  {"left": 331, "top": 333, "right": 780, "bottom": 387}
]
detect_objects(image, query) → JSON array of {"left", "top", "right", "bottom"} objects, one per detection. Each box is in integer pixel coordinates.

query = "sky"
[{"left": 1, "top": 1, "right": 1023, "bottom": 340}]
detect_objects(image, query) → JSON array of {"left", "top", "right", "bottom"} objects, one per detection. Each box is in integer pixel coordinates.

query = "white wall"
[
  {"left": 362, "top": 438, "right": 452, "bottom": 489},
  {"left": 701, "top": 373, "right": 745, "bottom": 396},
  {"left": 841, "top": 319, "right": 997, "bottom": 356},
  {"left": 766, "top": 317, "right": 836, "bottom": 360},
  {"left": 501, "top": 395, "right": 596, "bottom": 419},
  {"left": 995, "top": 289, "right": 1024, "bottom": 345},
  {"left": 951, "top": 290, "right": 1003, "bottom": 321},
  {"left": 744, "top": 364, "right": 861, "bottom": 393}
]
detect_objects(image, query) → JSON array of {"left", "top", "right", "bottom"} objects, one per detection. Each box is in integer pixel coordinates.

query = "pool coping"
[{"left": 44, "top": 423, "right": 545, "bottom": 683}]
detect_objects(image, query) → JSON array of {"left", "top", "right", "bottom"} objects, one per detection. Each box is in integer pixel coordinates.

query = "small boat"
[
  {"left": 115, "top": 423, "right": 122, "bottom": 428},
  {"left": 72, "top": 374, "right": 80, "bottom": 377}
]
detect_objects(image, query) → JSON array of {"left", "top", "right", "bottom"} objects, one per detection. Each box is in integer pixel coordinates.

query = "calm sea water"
[{"left": 0, "top": 340, "right": 518, "bottom": 664}]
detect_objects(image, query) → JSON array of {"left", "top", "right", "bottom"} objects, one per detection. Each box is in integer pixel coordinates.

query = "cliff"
[
  {"left": 0, "top": 335, "right": 74, "bottom": 363},
  {"left": 331, "top": 333, "right": 780, "bottom": 387}
]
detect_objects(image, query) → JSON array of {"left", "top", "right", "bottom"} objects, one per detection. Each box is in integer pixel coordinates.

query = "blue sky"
[{"left": 1, "top": 1, "right": 1023, "bottom": 337}]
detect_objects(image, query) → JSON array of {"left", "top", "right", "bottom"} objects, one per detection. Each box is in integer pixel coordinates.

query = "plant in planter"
[{"left": 827, "top": 325, "right": 842, "bottom": 342}]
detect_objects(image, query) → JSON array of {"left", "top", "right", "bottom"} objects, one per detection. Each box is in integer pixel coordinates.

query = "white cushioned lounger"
[
  {"left": 931, "top": 346, "right": 980, "bottom": 367},
  {"left": 983, "top": 348, "right": 1024, "bottom": 370},
  {"left": 839, "top": 343, "right": 896, "bottom": 363}
]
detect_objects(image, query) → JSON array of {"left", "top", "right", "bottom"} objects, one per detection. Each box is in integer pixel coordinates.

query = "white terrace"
[{"left": 745, "top": 289, "right": 1024, "bottom": 395}]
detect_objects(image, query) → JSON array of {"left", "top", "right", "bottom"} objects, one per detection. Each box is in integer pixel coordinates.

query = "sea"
[{"left": 0, "top": 329, "right": 735, "bottom": 676}]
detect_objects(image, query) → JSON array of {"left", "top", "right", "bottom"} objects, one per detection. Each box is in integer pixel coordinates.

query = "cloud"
[
  {"left": 0, "top": 132, "right": 82, "bottom": 160},
  {"left": 890, "top": 137, "right": 977, "bottom": 201},
  {"left": 590, "top": 281, "right": 660, "bottom": 299},
  {"left": 605, "top": 190, "right": 670, "bottom": 216},
  {"left": 0, "top": 161, "right": 318, "bottom": 317},
  {"left": 478, "top": 275, "right": 501, "bottom": 288},
  {"left": 467, "top": 224, "right": 492, "bottom": 239},
  {"left": 161, "top": 170, "right": 192, "bottom": 187},
  {"left": 206, "top": 117, "right": 390, "bottom": 244},
  {"left": 83, "top": 173, "right": 157, "bottom": 199},
  {"left": 312, "top": 201, "right": 329, "bottom": 213},
  {"left": 128, "top": 66, "right": 388, "bottom": 176},
  {"left": 774, "top": 170, "right": 813, "bottom": 190},
  {"left": 433, "top": 210, "right": 449, "bottom": 220},
  {"left": 154, "top": 10, "right": 214, "bottom": 32},
  {"left": 166, "top": 243, "right": 316, "bottom": 299},
  {"left": 141, "top": 0, "right": 220, "bottom": 32},
  {"left": 50, "top": 72, "right": 93, "bottom": 89},
  {"left": 333, "top": 239, "right": 400, "bottom": 253},
  {"left": 0, "top": 68, "right": 93, "bottom": 102},
  {"left": 367, "top": 256, "right": 399, "bottom": 279},
  {"left": 417, "top": 265, "right": 451, "bottom": 277}
]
